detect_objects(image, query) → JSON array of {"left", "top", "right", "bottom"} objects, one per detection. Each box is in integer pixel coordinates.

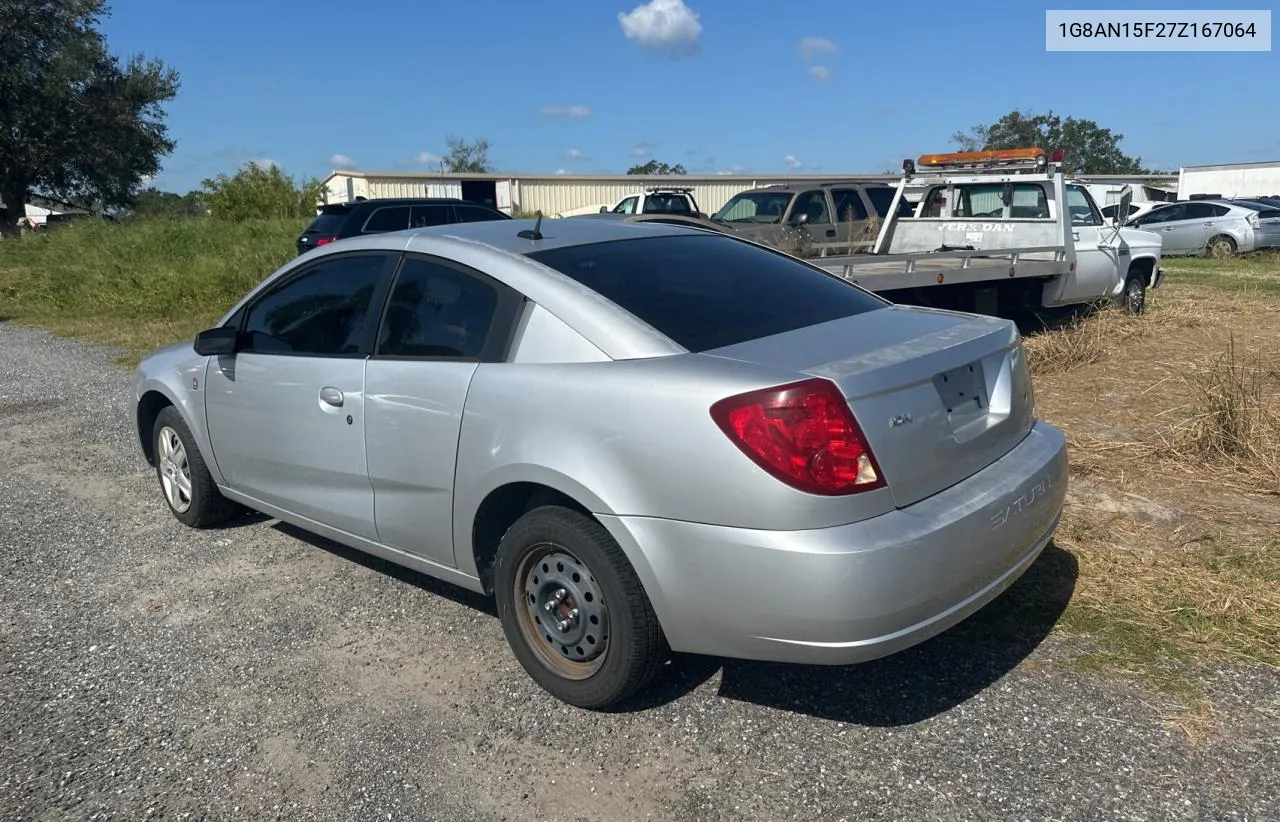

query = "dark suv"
[
  {"left": 709, "top": 182, "right": 910, "bottom": 255},
  {"left": 297, "top": 197, "right": 510, "bottom": 255}
]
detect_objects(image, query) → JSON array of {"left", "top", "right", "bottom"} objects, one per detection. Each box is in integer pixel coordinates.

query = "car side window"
[
  {"left": 1182, "top": 203, "right": 1220, "bottom": 220},
  {"left": 410, "top": 205, "right": 452, "bottom": 227},
  {"left": 1139, "top": 205, "right": 1181, "bottom": 224},
  {"left": 455, "top": 205, "right": 502, "bottom": 222},
  {"left": 861, "top": 188, "right": 901, "bottom": 219},
  {"left": 375, "top": 258, "right": 499, "bottom": 359},
  {"left": 613, "top": 197, "right": 639, "bottom": 215},
  {"left": 363, "top": 206, "right": 411, "bottom": 233},
  {"left": 240, "top": 255, "right": 390, "bottom": 357},
  {"left": 833, "top": 189, "right": 870, "bottom": 221},
  {"left": 791, "top": 191, "right": 831, "bottom": 224}
]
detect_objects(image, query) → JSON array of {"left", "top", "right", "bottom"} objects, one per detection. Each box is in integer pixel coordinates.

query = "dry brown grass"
[{"left": 1160, "top": 336, "right": 1280, "bottom": 493}]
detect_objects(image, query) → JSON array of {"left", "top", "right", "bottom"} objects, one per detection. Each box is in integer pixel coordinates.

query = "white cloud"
[
  {"left": 808, "top": 65, "right": 832, "bottom": 82},
  {"left": 330, "top": 153, "right": 357, "bottom": 169},
  {"left": 415, "top": 152, "right": 443, "bottom": 166},
  {"left": 539, "top": 105, "right": 592, "bottom": 118},
  {"left": 564, "top": 148, "right": 588, "bottom": 161},
  {"left": 799, "top": 36, "right": 837, "bottom": 61},
  {"left": 250, "top": 158, "right": 278, "bottom": 170},
  {"left": 618, "top": 0, "right": 702, "bottom": 59},
  {"left": 784, "top": 154, "right": 802, "bottom": 171},
  {"left": 631, "top": 141, "right": 656, "bottom": 158},
  {"left": 555, "top": 168, "right": 569, "bottom": 175}
]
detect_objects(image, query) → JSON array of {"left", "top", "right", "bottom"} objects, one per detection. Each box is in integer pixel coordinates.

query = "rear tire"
[
  {"left": 1206, "top": 234, "right": 1237, "bottom": 258},
  {"left": 153, "top": 406, "right": 238, "bottom": 528},
  {"left": 493, "top": 505, "right": 669, "bottom": 708}
]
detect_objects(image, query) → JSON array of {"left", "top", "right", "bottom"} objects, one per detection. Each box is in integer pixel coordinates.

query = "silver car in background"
[
  {"left": 1125, "top": 199, "right": 1270, "bottom": 256},
  {"left": 132, "top": 218, "right": 1067, "bottom": 708},
  {"left": 1229, "top": 199, "right": 1280, "bottom": 250}
]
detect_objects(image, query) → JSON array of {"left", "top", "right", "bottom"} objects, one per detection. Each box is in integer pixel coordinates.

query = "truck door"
[{"left": 1055, "top": 185, "right": 1124, "bottom": 305}]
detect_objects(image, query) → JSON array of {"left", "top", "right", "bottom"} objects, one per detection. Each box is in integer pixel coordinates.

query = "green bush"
[{"left": 200, "top": 162, "right": 324, "bottom": 222}]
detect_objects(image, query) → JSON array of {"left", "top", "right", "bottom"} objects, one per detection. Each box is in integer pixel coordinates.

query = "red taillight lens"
[
  {"left": 709, "top": 378, "right": 885, "bottom": 496},
  {"left": 315, "top": 236, "right": 337, "bottom": 246}
]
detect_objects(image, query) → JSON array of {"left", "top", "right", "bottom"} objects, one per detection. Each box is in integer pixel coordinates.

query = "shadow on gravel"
[
  {"left": 702, "top": 542, "right": 1078, "bottom": 726},
  {"left": 273, "top": 522, "right": 497, "bottom": 617},
  {"left": 266, "top": 522, "right": 1075, "bottom": 726}
]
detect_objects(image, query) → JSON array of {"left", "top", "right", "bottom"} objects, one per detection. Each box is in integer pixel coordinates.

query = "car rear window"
[
  {"left": 304, "top": 209, "right": 348, "bottom": 235},
  {"left": 527, "top": 234, "right": 886, "bottom": 352}
]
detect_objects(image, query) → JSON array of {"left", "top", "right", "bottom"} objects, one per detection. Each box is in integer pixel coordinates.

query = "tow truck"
[{"left": 805, "top": 148, "right": 1165, "bottom": 315}]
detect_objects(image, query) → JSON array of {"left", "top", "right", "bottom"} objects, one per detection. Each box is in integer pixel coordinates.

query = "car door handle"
[
  {"left": 825, "top": 229, "right": 836, "bottom": 237},
  {"left": 319, "top": 387, "right": 344, "bottom": 407}
]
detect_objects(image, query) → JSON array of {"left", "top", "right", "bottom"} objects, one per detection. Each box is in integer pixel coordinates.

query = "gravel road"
[{"left": 1, "top": 321, "right": 1277, "bottom": 822}]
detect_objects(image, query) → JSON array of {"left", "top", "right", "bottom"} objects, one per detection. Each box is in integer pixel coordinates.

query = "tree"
[
  {"left": 200, "top": 163, "right": 324, "bottom": 221},
  {"left": 443, "top": 136, "right": 492, "bottom": 173},
  {"left": 0, "top": 0, "right": 180, "bottom": 234},
  {"left": 129, "top": 187, "right": 206, "bottom": 219},
  {"left": 951, "top": 110, "right": 1152, "bottom": 175},
  {"left": 626, "top": 160, "right": 687, "bottom": 175}
]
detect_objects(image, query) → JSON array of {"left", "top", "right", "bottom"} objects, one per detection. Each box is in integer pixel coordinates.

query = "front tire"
[
  {"left": 494, "top": 506, "right": 669, "bottom": 708},
  {"left": 1120, "top": 269, "right": 1147, "bottom": 315},
  {"left": 153, "top": 406, "right": 238, "bottom": 528}
]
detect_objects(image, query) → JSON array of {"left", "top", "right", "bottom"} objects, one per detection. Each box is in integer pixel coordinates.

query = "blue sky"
[{"left": 99, "top": 0, "right": 1277, "bottom": 193}]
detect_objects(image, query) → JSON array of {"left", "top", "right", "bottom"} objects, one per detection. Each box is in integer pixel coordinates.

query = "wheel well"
[
  {"left": 136, "top": 391, "right": 173, "bottom": 466},
  {"left": 1128, "top": 257, "right": 1156, "bottom": 286},
  {"left": 472, "top": 483, "right": 592, "bottom": 595}
]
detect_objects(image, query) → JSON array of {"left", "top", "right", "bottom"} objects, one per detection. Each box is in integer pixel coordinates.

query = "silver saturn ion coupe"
[{"left": 132, "top": 217, "right": 1068, "bottom": 708}]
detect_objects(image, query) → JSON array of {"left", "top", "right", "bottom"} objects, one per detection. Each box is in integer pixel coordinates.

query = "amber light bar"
[{"left": 917, "top": 147, "right": 1058, "bottom": 166}]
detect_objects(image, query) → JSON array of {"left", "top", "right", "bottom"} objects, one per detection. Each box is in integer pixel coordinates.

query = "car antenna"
[{"left": 517, "top": 211, "right": 544, "bottom": 241}]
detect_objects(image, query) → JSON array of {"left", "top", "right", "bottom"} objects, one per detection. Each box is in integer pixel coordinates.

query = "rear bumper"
[{"left": 601, "top": 421, "right": 1067, "bottom": 665}]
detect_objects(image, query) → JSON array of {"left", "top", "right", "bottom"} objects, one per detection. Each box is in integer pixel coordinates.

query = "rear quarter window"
[
  {"left": 527, "top": 234, "right": 887, "bottom": 352},
  {"left": 304, "top": 210, "right": 348, "bottom": 234}
]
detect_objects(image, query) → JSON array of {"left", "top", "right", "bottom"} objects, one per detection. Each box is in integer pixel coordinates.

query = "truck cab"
[
  {"left": 808, "top": 148, "right": 1165, "bottom": 315},
  {"left": 603, "top": 187, "right": 704, "bottom": 218}
]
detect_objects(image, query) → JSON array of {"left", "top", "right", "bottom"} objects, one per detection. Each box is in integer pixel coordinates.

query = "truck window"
[
  {"left": 613, "top": 196, "right": 639, "bottom": 214},
  {"left": 712, "top": 192, "right": 792, "bottom": 223},
  {"left": 1065, "top": 186, "right": 1102, "bottom": 226},
  {"left": 791, "top": 191, "right": 831, "bottom": 224},
  {"left": 833, "top": 189, "right": 870, "bottom": 221},
  {"left": 862, "top": 187, "right": 910, "bottom": 218}
]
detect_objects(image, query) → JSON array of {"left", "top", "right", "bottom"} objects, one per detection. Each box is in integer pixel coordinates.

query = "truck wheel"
[
  {"left": 1120, "top": 270, "right": 1147, "bottom": 315},
  {"left": 1206, "top": 234, "right": 1237, "bottom": 258},
  {"left": 493, "top": 505, "right": 669, "bottom": 709}
]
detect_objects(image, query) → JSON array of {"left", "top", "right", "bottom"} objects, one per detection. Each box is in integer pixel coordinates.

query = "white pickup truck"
[
  {"left": 805, "top": 148, "right": 1166, "bottom": 315},
  {"left": 600, "top": 186, "right": 705, "bottom": 218}
]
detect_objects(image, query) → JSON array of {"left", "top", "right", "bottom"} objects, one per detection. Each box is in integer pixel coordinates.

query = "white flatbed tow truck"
[{"left": 805, "top": 148, "right": 1166, "bottom": 314}]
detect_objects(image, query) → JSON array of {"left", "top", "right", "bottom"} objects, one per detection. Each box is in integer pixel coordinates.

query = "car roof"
[
  {"left": 742, "top": 181, "right": 893, "bottom": 194},
  {"left": 320, "top": 197, "right": 473, "bottom": 211},
  {"left": 404, "top": 214, "right": 693, "bottom": 254}
]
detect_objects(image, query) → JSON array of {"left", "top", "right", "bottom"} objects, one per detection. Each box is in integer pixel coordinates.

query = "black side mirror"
[
  {"left": 194, "top": 325, "right": 238, "bottom": 356},
  {"left": 1001, "top": 182, "right": 1014, "bottom": 207}
]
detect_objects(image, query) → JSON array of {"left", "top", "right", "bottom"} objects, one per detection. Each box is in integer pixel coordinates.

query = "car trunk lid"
[{"left": 703, "top": 306, "right": 1036, "bottom": 508}]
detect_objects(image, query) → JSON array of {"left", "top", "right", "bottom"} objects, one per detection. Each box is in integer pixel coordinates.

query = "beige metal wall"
[{"left": 512, "top": 179, "right": 767, "bottom": 216}]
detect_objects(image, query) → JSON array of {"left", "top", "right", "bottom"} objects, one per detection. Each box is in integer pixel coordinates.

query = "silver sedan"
[{"left": 132, "top": 217, "right": 1067, "bottom": 708}]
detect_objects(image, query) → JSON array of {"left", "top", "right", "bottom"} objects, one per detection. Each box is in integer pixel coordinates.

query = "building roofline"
[
  {"left": 323, "top": 169, "right": 1178, "bottom": 185},
  {"left": 1179, "top": 160, "right": 1280, "bottom": 172}
]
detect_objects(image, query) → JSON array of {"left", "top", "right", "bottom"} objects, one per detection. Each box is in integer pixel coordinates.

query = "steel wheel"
[
  {"left": 156, "top": 424, "right": 193, "bottom": 514},
  {"left": 1123, "top": 274, "right": 1146, "bottom": 315},
  {"left": 513, "top": 544, "right": 610, "bottom": 680}
]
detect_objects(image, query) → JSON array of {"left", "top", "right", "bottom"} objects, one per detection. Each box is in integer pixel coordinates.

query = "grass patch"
[
  {"left": 0, "top": 217, "right": 303, "bottom": 364},
  {"left": 1161, "top": 249, "right": 1280, "bottom": 298}
]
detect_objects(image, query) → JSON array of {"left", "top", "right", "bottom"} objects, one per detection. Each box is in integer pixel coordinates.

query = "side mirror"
[
  {"left": 1115, "top": 186, "right": 1133, "bottom": 226},
  {"left": 194, "top": 325, "right": 238, "bottom": 357},
  {"left": 791, "top": 212, "right": 810, "bottom": 226},
  {"left": 1001, "top": 182, "right": 1014, "bottom": 207}
]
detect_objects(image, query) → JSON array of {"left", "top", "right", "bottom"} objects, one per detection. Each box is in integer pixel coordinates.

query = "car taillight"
[
  {"left": 1248, "top": 214, "right": 1261, "bottom": 229},
  {"left": 315, "top": 236, "right": 337, "bottom": 246},
  {"left": 709, "top": 377, "right": 885, "bottom": 496}
]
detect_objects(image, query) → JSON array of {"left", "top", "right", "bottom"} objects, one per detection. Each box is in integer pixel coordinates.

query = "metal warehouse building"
[
  {"left": 320, "top": 171, "right": 897, "bottom": 217},
  {"left": 320, "top": 169, "right": 1180, "bottom": 217}
]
